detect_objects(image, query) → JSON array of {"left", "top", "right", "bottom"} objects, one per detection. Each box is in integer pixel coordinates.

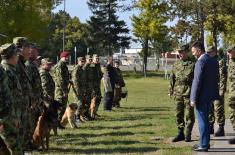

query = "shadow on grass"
[
  {"left": 123, "top": 71, "right": 165, "bottom": 79},
  {"left": 56, "top": 139, "right": 142, "bottom": 146},
  {"left": 120, "top": 106, "right": 170, "bottom": 112},
  {"left": 46, "top": 146, "right": 159, "bottom": 154},
  {"left": 79, "top": 123, "right": 154, "bottom": 130},
  {"left": 59, "top": 131, "right": 135, "bottom": 139}
]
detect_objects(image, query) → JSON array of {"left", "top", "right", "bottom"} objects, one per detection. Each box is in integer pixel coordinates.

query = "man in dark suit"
[{"left": 190, "top": 41, "right": 219, "bottom": 152}]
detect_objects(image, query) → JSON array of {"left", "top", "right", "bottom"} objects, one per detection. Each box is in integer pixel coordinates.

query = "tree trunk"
[
  {"left": 212, "top": 2, "right": 218, "bottom": 52},
  {"left": 142, "top": 38, "right": 148, "bottom": 77}
]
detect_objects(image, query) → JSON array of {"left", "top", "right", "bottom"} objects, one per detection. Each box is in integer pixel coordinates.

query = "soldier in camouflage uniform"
[
  {"left": 0, "top": 44, "right": 24, "bottom": 154},
  {"left": 39, "top": 58, "right": 55, "bottom": 103},
  {"left": 71, "top": 57, "right": 87, "bottom": 122},
  {"left": 226, "top": 45, "right": 235, "bottom": 144},
  {"left": 25, "top": 43, "right": 43, "bottom": 131},
  {"left": 93, "top": 54, "right": 103, "bottom": 117},
  {"left": 113, "top": 60, "right": 125, "bottom": 108},
  {"left": 54, "top": 51, "right": 70, "bottom": 128},
  {"left": 83, "top": 55, "right": 96, "bottom": 119},
  {"left": 207, "top": 46, "right": 227, "bottom": 137},
  {"left": 169, "top": 45, "right": 195, "bottom": 142},
  {"left": 13, "top": 37, "right": 34, "bottom": 149}
]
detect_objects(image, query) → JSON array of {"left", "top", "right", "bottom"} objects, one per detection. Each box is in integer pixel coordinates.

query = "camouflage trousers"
[
  {"left": 75, "top": 93, "right": 86, "bottom": 116},
  {"left": 228, "top": 96, "right": 235, "bottom": 130},
  {"left": 56, "top": 96, "right": 68, "bottom": 121},
  {"left": 209, "top": 95, "right": 225, "bottom": 126},
  {"left": 83, "top": 82, "right": 102, "bottom": 117},
  {"left": 174, "top": 96, "right": 195, "bottom": 130},
  {"left": 93, "top": 82, "right": 102, "bottom": 114},
  {"left": 0, "top": 117, "right": 23, "bottom": 155},
  {"left": 20, "top": 106, "right": 32, "bottom": 149},
  {"left": 113, "top": 87, "right": 122, "bottom": 107}
]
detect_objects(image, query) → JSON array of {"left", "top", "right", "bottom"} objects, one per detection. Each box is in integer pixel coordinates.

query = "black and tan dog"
[
  {"left": 33, "top": 100, "right": 61, "bottom": 150},
  {"left": 60, "top": 103, "right": 78, "bottom": 128}
]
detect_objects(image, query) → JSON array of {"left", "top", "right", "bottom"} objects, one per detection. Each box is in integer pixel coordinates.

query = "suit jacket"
[{"left": 190, "top": 54, "right": 219, "bottom": 104}]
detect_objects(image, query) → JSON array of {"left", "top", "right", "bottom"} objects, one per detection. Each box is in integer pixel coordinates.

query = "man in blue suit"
[{"left": 190, "top": 41, "right": 219, "bottom": 152}]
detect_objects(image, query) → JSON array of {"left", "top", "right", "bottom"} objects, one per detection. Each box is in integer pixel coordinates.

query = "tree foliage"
[
  {"left": 87, "top": 0, "right": 131, "bottom": 56},
  {"left": 0, "top": 0, "right": 61, "bottom": 44},
  {"left": 132, "top": 0, "right": 169, "bottom": 76}
]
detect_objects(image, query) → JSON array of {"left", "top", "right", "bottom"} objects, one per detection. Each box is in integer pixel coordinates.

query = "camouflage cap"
[
  {"left": 227, "top": 44, "right": 235, "bottom": 52},
  {"left": 77, "top": 57, "right": 85, "bottom": 62},
  {"left": 0, "top": 43, "right": 17, "bottom": 58},
  {"left": 41, "top": 58, "right": 53, "bottom": 65},
  {"left": 206, "top": 46, "right": 216, "bottom": 53},
  {"left": 175, "top": 44, "right": 189, "bottom": 53},
  {"left": 13, "top": 37, "right": 29, "bottom": 48},
  {"left": 86, "top": 55, "right": 93, "bottom": 59}
]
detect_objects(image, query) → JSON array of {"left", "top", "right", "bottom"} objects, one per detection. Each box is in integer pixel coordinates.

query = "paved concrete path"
[{"left": 193, "top": 119, "right": 235, "bottom": 155}]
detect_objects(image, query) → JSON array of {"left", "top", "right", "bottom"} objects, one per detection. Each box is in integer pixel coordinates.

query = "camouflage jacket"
[
  {"left": 228, "top": 58, "right": 235, "bottom": 98},
  {"left": 217, "top": 57, "right": 227, "bottom": 95},
  {"left": 114, "top": 68, "right": 125, "bottom": 87},
  {"left": 71, "top": 65, "right": 87, "bottom": 96},
  {"left": 94, "top": 63, "right": 103, "bottom": 83},
  {"left": 83, "top": 63, "right": 96, "bottom": 83},
  {"left": 39, "top": 68, "right": 55, "bottom": 100},
  {"left": 53, "top": 60, "right": 70, "bottom": 97},
  {"left": 169, "top": 59, "right": 194, "bottom": 97},
  {"left": 0, "top": 65, "right": 12, "bottom": 119},
  {"left": 16, "top": 55, "right": 32, "bottom": 105},
  {"left": 25, "top": 59, "right": 43, "bottom": 99},
  {"left": 1, "top": 61, "right": 22, "bottom": 117}
]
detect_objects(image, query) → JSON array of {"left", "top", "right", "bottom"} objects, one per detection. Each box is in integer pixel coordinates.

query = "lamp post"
[{"left": 63, "top": 0, "right": 66, "bottom": 51}]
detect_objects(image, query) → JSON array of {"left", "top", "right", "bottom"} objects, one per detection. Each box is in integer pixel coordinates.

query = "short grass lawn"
[{"left": 32, "top": 71, "right": 193, "bottom": 155}]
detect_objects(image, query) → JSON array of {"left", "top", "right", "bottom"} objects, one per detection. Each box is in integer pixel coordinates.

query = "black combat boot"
[
  {"left": 228, "top": 137, "right": 235, "bottom": 144},
  {"left": 185, "top": 128, "right": 192, "bottom": 142},
  {"left": 172, "top": 128, "right": 185, "bottom": 142},
  {"left": 214, "top": 125, "right": 225, "bottom": 137},
  {"left": 209, "top": 124, "right": 214, "bottom": 134}
]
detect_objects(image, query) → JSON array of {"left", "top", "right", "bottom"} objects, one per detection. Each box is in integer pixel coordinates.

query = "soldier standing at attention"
[
  {"left": 113, "top": 60, "right": 125, "bottom": 108},
  {"left": 71, "top": 57, "right": 87, "bottom": 122},
  {"left": 13, "top": 37, "right": 34, "bottom": 150},
  {"left": 93, "top": 54, "right": 103, "bottom": 118},
  {"left": 226, "top": 45, "right": 235, "bottom": 144},
  {"left": 206, "top": 46, "right": 227, "bottom": 137},
  {"left": 169, "top": 45, "right": 195, "bottom": 142},
  {"left": 0, "top": 44, "right": 24, "bottom": 155},
  {"left": 54, "top": 51, "right": 70, "bottom": 128},
  {"left": 25, "top": 43, "right": 43, "bottom": 129},
  {"left": 83, "top": 55, "right": 96, "bottom": 120},
  {"left": 39, "top": 58, "right": 55, "bottom": 103}
]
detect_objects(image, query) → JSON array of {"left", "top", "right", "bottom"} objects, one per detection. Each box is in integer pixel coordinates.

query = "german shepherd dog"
[
  {"left": 60, "top": 103, "right": 78, "bottom": 128},
  {"left": 33, "top": 100, "right": 61, "bottom": 150}
]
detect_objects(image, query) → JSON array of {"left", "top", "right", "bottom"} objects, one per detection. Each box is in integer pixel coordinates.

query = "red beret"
[{"left": 60, "top": 51, "right": 70, "bottom": 58}]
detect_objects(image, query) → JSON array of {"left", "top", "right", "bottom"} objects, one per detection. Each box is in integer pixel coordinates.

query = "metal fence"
[{"left": 68, "top": 56, "right": 177, "bottom": 79}]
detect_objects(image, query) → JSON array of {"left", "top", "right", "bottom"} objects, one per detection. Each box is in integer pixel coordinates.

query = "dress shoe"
[
  {"left": 193, "top": 146, "right": 208, "bottom": 152},
  {"left": 193, "top": 144, "right": 210, "bottom": 149}
]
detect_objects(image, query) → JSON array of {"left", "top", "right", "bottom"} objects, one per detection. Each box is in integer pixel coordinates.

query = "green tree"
[
  {"left": 42, "top": 11, "right": 89, "bottom": 62},
  {"left": 0, "top": 0, "right": 61, "bottom": 44},
  {"left": 87, "top": 0, "right": 131, "bottom": 55},
  {"left": 132, "top": 0, "right": 168, "bottom": 77}
]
